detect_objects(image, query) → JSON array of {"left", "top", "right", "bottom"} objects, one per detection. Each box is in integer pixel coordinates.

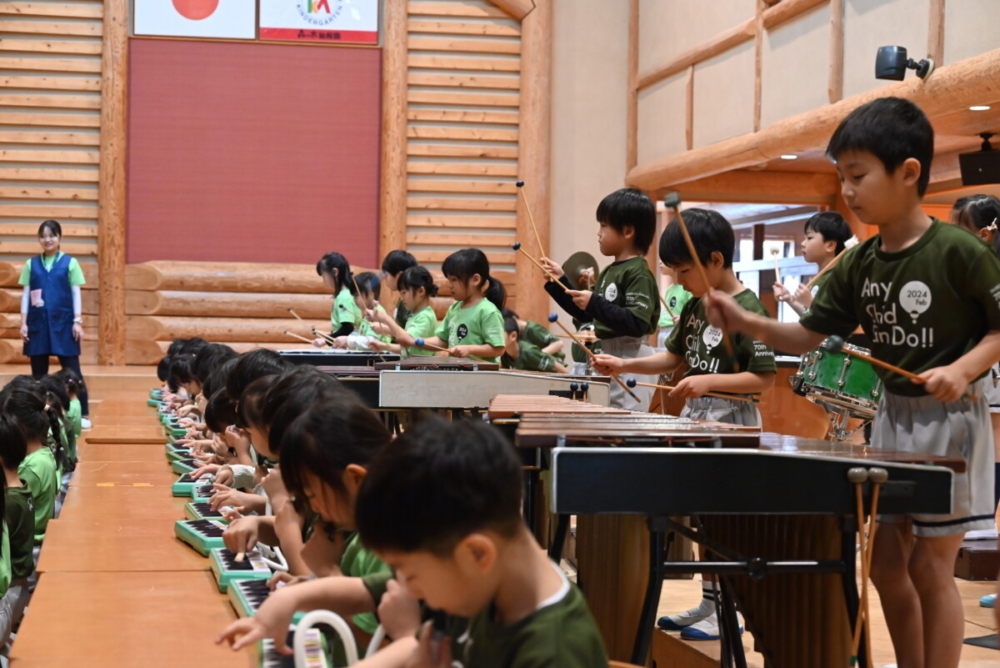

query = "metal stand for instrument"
[{"left": 825, "top": 407, "right": 872, "bottom": 442}]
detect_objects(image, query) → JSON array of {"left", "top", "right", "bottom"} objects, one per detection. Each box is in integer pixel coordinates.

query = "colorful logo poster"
[
  {"left": 259, "top": 0, "right": 380, "bottom": 44},
  {"left": 134, "top": 0, "right": 256, "bottom": 39}
]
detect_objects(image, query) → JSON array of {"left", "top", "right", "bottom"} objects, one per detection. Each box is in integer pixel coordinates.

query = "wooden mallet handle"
[
  {"left": 513, "top": 243, "right": 567, "bottom": 291},
  {"left": 548, "top": 315, "right": 641, "bottom": 403},
  {"left": 413, "top": 339, "right": 491, "bottom": 363},
  {"left": 284, "top": 331, "right": 314, "bottom": 345},
  {"left": 516, "top": 180, "right": 546, "bottom": 258},
  {"left": 626, "top": 379, "right": 756, "bottom": 403}
]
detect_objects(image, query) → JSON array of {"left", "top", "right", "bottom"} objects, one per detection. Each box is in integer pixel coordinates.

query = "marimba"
[
  {"left": 498, "top": 396, "right": 957, "bottom": 667},
  {"left": 278, "top": 348, "right": 400, "bottom": 367}
]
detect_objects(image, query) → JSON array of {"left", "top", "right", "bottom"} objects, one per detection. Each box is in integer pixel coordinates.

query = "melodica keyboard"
[
  {"left": 210, "top": 548, "right": 272, "bottom": 593},
  {"left": 174, "top": 519, "right": 226, "bottom": 556}
]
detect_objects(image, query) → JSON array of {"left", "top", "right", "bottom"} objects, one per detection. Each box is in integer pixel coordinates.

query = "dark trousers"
[{"left": 29, "top": 354, "right": 89, "bottom": 416}]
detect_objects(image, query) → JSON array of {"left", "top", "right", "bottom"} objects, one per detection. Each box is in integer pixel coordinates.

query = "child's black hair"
[
  {"left": 225, "top": 349, "right": 290, "bottom": 401},
  {"left": 193, "top": 343, "right": 237, "bottom": 385},
  {"left": 157, "top": 357, "right": 170, "bottom": 383},
  {"left": 596, "top": 188, "right": 656, "bottom": 255},
  {"left": 396, "top": 266, "right": 438, "bottom": 298},
  {"left": 279, "top": 395, "right": 390, "bottom": 510},
  {"left": 38, "top": 219, "right": 62, "bottom": 238},
  {"left": 659, "top": 208, "right": 735, "bottom": 269},
  {"left": 441, "top": 249, "right": 505, "bottom": 310},
  {"left": 355, "top": 272, "right": 381, "bottom": 299},
  {"left": 1, "top": 384, "right": 65, "bottom": 467},
  {"left": 202, "top": 357, "right": 237, "bottom": 406},
  {"left": 52, "top": 367, "right": 84, "bottom": 398},
  {"left": 39, "top": 376, "right": 70, "bottom": 420},
  {"left": 804, "top": 211, "right": 853, "bottom": 255},
  {"left": 503, "top": 315, "right": 519, "bottom": 338},
  {"left": 502, "top": 307, "right": 520, "bottom": 319},
  {"left": 0, "top": 413, "right": 27, "bottom": 470},
  {"left": 952, "top": 194, "right": 1000, "bottom": 258},
  {"left": 356, "top": 415, "right": 523, "bottom": 556},
  {"left": 235, "top": 375, "right": 279, "bottom": 434},
  {"left": 263, "top": 367, "right": 348, "bottom": 458},
  {"left": 204, "top": 388, "right": 239, "bottom": 435},
  {"left": 316, "top": 252, "right": 356, "bottom": 296},
  {"left": 826, "top": 96, "right": 934, "bottom": 196},
  {"left": 381, "top": 249, "right": 417, "bottom": 277},
  {"left": 169, "top": 354, "right": 198, "bottom": 387}
]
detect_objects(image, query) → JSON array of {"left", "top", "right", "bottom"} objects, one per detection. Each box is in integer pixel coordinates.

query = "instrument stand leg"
[
  {"left": 523, "top": 469, "right": 537, "bottom": 541},
  {"left": 716, "top": 577, "right": 747, "bottom": 668},
  {"left": 631, "top": 517, "right": 667, "bottom": 666},
  {"left": 840, "top": 516, "right": 868, "bottom": 668},
  {"left": 548, "top": 514, "right": 569, "bottom": 563}
]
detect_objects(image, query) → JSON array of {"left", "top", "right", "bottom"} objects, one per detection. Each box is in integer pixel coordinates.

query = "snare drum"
[{"left": 792, "top": 340, "right": 883, "bottom": 419}]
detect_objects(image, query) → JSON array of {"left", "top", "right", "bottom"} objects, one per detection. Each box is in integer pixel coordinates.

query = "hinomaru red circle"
[{"left": 172, "top": 0, "right": 220, "bottom": 20}]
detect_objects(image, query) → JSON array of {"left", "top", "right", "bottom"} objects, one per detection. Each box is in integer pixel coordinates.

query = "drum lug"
[{"left": 838, "top": 357, "right": 851, "bottom": 388}]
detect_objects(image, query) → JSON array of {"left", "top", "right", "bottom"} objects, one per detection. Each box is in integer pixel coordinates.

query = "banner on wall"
[
  {"left": 259, "top": 0, "right": 380, "bottom": 44},
  {"left": 134, "top": 0, "right": 256, "bottom": 39}
]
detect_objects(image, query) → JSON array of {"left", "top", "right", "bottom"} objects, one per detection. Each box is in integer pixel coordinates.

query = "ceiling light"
[
  {"left": 780, "top": 154, "right": 798, "bottom": 160},
  {"left": 970, "top": 105, "right": 991, "bottom": 111}
]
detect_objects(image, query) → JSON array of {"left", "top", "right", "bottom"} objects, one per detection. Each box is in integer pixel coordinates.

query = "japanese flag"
[{"left": 134, "top": 0, "right": 256, "bottom": 39}]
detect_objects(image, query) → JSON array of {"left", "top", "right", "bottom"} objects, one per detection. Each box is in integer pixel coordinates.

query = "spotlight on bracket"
[{"left": 875, "top": 45, "right": 934, "bottom": 81}]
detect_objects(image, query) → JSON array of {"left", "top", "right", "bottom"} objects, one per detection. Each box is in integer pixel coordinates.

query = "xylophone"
[
  {"left": 184, "top": 500, "right": 230, "bottom": 522},
  {"left": 210, "top": 548, "right": 273, "bottom": 593},
  {"left": 314, "top": 365, "right": 381, "bottom": 410},
  {"left": 278, "top": 348, "right": 399, "bottom": 368},
  {"left": 513, "top": 401, "right": 958, "bottom": 668},
  {"left": 174, "top": 518, "right": 226, "bottom": 556},
  {"left": 170, "top": 458, "right": 200, "bottom": 476}
]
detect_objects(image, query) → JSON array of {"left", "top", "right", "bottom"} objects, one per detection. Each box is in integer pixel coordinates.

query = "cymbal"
[{"left": 562, "top": 251, "right": 599, "bottom": 290}]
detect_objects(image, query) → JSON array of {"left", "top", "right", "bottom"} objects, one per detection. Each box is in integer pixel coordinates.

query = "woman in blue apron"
[{"left": 18, "top": 220, "right": 90, "bottom": 428}]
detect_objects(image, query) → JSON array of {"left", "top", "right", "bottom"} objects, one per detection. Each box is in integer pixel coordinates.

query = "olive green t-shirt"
[
  {"left": 18, "top": 447, "right": 57, "bottom": 544},
  {"left": 403, "top": 305, "right": 438, "bottom": 358},
  {"left": 659, "top": 283, "right": 693, "bottom": 328},
  {"left": 341, "top": 533, "right": 391, "bottom": 634},
  {"left": 801, "top": 219, "right": 1000, "bottom": 396},
  {"left": 591, "top": 257, "right": 660, "bottom": 340},
  {"left": 0, "top": 525, "right": 10, "bottom": 598},
  {"left": 331, "top": 286, "right": 363, "bottom": 330},
  {"left": 364, "top": 566, "right": 607, "bottom": 668},
  {"left": 502, "top": 341, "right": 559, "bottom": 373},
  {"left": 433, "top": 299, "right": 505, "bottom": 363},
  {"left": 394, "top": 299, "right": 412, "bottom": 329},
  {"left": 18, "top": 252, "right": 86, "bottom": 287},
  {"left": 5, "top": 486, "right": 34, "bottom": 580},
  {"left": 666, "top": 289, "right": 776, "bottom": 383},
  {"left": 522, "top": 321, "right": 565, "bottom": 362}
]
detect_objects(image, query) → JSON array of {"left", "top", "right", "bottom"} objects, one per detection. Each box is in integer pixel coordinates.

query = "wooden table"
[
  {"left": 69, "top": 461, "right": 178, "bottom": 487},
  {"left": 79, "top": 442, "right": 170, "bottom": 464},
  {"left": 10, "top": 571, "right": 248, "bottom": 667},
  {"left": 37, "top": 518, "right": 209, "bottom": 573},
  {"left": 84, "top": 424, "right": 168, "bottom": 445},
  {"left": 58, "top": 485, "right": 187, "bottom": 523}
]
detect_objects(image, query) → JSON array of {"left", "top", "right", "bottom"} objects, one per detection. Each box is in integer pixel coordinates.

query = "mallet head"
[
  {"left": 415, "top": 338, "right": 425, "bottom": 347},
  {"left": 820, "top": 335, "right": 846, "bottom": 354},
  {"left": 516, "top": 180, "right": 525, "bottom": 187},
  {"left": 548, "top": 313, "right": 558, "bottom": 323},
  {"left": 847, "top": 467, "right": 869, "bottom": 484},
  {"left": 626, "top": 378, "right": 637, "bottom": 389},
  {"left": 512, "top": 242, "right": 522, "bottom": 251},
  {"left": 663, "top": 192, "right": 682, "bottom": 209},
  {"left": 868, "top": 467, "right": 889, "bottom": 484}
]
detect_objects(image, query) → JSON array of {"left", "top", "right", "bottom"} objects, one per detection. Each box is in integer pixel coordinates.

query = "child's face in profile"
[
  {"left": 378, "top": 544, "right": 495, "bottom": 618},
  {"left": 384, "top": 272, "right": 400, "bottom": 291},
  {"left": 322, "top": 272, "right": 338, "bottom": 292},
  {"left": 835, "top": 149, "right": 918, "bottom": 226},
  {"left": 597, "top": 221, "right": 626, "bottom": 257},
  {"left": 503, "top": 330, "right": 518, "bottom": 356},
  {"left": 669, "top": 253, "right": 724, "bottom": 298},
  {"left": 301, "top": 470, "right": 355, "bottom": 528},
  {"left": 359, "top": 291, "right": 377, "bottom": 310},
  {"left": 246, "top": 423, "right": 276, "bottom": 461},
  {"left": 400, "top": 287, "right": 422, "bottom": 311},
  {"left": 800, "top": 230, "right": 831, "bottom": 263},
  {"left": 446, "top": 275, "right": 471, "bottom": 302}
]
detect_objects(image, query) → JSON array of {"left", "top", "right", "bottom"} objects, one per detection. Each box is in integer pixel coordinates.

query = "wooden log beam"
[
  {"left": 626, "top": 0, "right": 639, "bottom": 170},
  {"left": 0, "top": 261, "right": 98, "bottom": 288},
  {"left": 125, "top": 261, "right": 376, "bottom": 293},
  {"left": 661, "top": 170, "right": 840, "bottom": 204},
  {"left": 486, "top": 0, "right": 535, "bottom": 21},
  {"left": 928, "top": 0, "right": 945, "bottom": 66},
  {"left": 828, "top": 0, "right": 844, "bottom": 103},
  {"left": 627, "top": 48, "right": 1000, "bottom": 190},
  {"left": 124, "top": 291, "right": 334, "bottom": 319},
  {"left": 514, "top": 0, "right": 551, "bottom": 324},
  {"left": 0, "top": 287, "right": 97, "bottom": 314},
  {"left": 126, "top": 316, "right": 334, "bottom": 343},
  {"left": 637, "top": 0, "right": 827, "bottom": 91},
  {"left": 97, "top": 0, "right": 127, "bottom": 365},
  {"left": 379, "top": 0, "right": 408, "bottom": 268}
]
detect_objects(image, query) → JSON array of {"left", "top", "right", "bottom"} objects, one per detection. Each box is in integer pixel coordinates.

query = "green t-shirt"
[
  {"left": 522, "top": 321, "right": 565, "bottom": 362},
  {"left": 18, "top": 252, "right": 86, "bottom": 287},
  {"left": 65, "top": 397, "right": 82, "bottom": 462},
  {"left": 18, "top": 447, "right": 57, "bottom": 544},
  {"left": 502, "top": 341, "right": 559, "bottom": 373},
  {"left": 666, "top": 289, "right": 776, "bottom": 383},
  {"left": 433, "top": 299, "right": 505, "bottom": 363},
  {"left": 394, "top": 298, "right": 412, "bottom": 329},
  {"left": 591, "top": 257, "right": 660, "bottom": 340},
  {"left": 5, "top": 486, "right": 34, "bottom": 580},
  {"left": 801, "top": 219, "right": 1000, "bottom": 396},
  {"left": 403, "top": 305, "right": 438, "bottom": 358},
  {"left": 659, "top": 284, "right": 693, "bottom": 327},
  {"left": 358, "top": 304, "right": 392, "bottom": 343},
  {"left": 0, "top": 525, "right": 9, "bottom": 598},
  {"left": 331, "top": 286, "right": 363, "bottom": 331},
  {"left": 341, "top": 533, "right": 391, "bottom": 634}
]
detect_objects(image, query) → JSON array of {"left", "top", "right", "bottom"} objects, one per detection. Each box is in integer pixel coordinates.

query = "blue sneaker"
[
  {"left": 679, "top": 612, "right": 744, "bottom": 641},
  {"left": 980, "top": 594, "right": 997, "bottom": 608},
  {"left": 657, "top": 606, "right": 712, "bottom": 631}
]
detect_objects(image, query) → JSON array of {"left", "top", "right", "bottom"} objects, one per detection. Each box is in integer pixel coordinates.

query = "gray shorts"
[
  {"left": 681, "top": 395, "right": 761, "bottom": 427},
  {"left": 985, "top": 363, "right": 1000, "bottom": 414},
  {"left": 871, "top": 378, "right": 995, "bottom": 537},
  {"left": 600, "top": 336, "right": 656, "bottom": 412}
]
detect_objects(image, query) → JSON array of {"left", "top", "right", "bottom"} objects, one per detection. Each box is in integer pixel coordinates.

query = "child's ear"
[
  {"left": 900, "top": 157, "right": 922, "bottom": 188},
  {"left": 824, "top": 239, "right": 837, "bottom": 254},
  {"left": 342, "top": 463, "right": 367, "bottom": 495},
  {"left": 457, "top": 534, "right": 497, "bottom": 574},
  {"left": 622, "top": 225, "right": 635, "bottom": 239},
  {"left": 709, "top": 251, "right": 725, "bottom": 268},
  {"left": 980, "top": 228, "right": 993, "bottom": 244}
]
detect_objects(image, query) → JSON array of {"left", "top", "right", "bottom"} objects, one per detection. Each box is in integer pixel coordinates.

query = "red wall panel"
[{"left": 127, "top": 39, "right": 381, "bottom": 266}]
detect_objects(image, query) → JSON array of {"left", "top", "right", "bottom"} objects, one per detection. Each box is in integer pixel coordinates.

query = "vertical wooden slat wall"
[
  {"left": 405, "top": 0, "right": 521, "bottom": 301},
  {"left": 0, "top": 0, "right": 105, "bottom": 361}
]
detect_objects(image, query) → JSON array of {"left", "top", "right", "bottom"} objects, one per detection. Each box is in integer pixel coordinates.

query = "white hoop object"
[{"left": 294, "top": 610, "right": 358, "bottom": 668}]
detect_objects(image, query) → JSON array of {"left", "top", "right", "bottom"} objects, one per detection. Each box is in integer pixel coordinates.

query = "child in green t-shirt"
[
  {"left": 353, "top": 416, "right": 608, "bottom": 668},
  {"left": 369, "top": 266, "right": 439, "bottom": 358},
  {"left": 656, "top": 264, "right": 692, "bottom": 350},
  {"left": 501, "top": 314, "right": 568, "bottom": 373},
  {"left": 773, "top": 211, "right": 852, "bottom": 315},
  {"left": 503, "top": 308, "right": 566, "bottom": 362},
  {"left": 0, "top": 413, "right": 33, "bottom": 643},
  {"left": 420, "top": 249, "right": 506, "bottom": 363},
  {"left": 381, "top": 249, "right": 418, "bottom": 328},
  {"left": 344, "top": 272, "right": 393, "bottom": 351},
  {"left": 312, "top": 252, "right": 365, "bottom": 348},
  {"left": 541, "top": 189, "right": 661, "bottom": 410},
  {"left": 216, "top": 392, "right": 395, "bottom": 652}
]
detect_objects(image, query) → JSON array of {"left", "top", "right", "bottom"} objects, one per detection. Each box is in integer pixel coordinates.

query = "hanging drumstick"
[
  {"left": 625, "top": 378, "right": 756, "bottom": 403},
  {"left": 512, "top": 243, "right": 568, "bottom": 291},
  {"left": 805, "top": 236, "right": 859, "bottom": 290},
  {"left": 287, "top": 307, "right": 304, "bottom": 322},
  {"left": 516, "top": 180, "right": 546, "bottom": 258},
  {"left": 284, "top": 331, "right": 314, "bottom": 344},
  {"left": 663, "top": 192, "right": 738, "bottom": 368},
  {"left": 312, "top": 327, "right": 336, "bottom": 345},
  {"left": 413, "top": 338, "right": 491, "bottom": 363},
  {"left": 548, "top": 314, "right": 641, "bottom": 403},
  {"left": 771, "top": 247, "right": 782, "bottom": 285}
]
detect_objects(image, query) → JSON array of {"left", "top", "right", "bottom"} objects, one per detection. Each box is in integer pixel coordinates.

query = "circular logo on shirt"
[
  {"left": 899, "top": 280, "right": 932, "bottom": 323},
  {"left": 604, "top": 283, "right": 618, "bottom": 301},
  {"left": 456, "top": 324, "right": 469, "bottom": 340},
  {"left": 702, "top": 326, "right": 723, "bottom": 350}
]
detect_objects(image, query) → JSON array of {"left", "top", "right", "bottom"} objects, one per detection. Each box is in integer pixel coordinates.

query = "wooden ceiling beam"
[
  {"left": 657, "top": 170, "right": 839, "bottom": 204},
  {"left": 486, "top": 0, "right": 535, "bottom": 21}
]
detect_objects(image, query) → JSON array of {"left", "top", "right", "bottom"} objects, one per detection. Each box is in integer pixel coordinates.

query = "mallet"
[
  {"left": 413, "top": 338, "right": 492, "bottom": 363},
  {"left": 625, "top": 377, "right": 756, "bottom": 403},
  {"left": 771, "top": 247, "right": 782, "bottom": 285},
  {"left": 821, "top": 336, "right": 924, "bottom": 384},
  {"left": 515, "top": 180, "right": 546, "bottom": 258},
  {"left": 512, "top": 242, "right": 566, "bottom": 290},
  {"left": 847, "top": 467, "right": 871, "bottom": 667},
  {"left": 284, "top": 331, "right": 314, "bottom": 345},
  {"left": 548, "top": 314, "right": 641, "bottom": 403}
]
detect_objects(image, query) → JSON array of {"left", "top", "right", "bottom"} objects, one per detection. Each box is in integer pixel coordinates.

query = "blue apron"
[{"left": 24, "top": 253, "right": 79, "bottom": 358}]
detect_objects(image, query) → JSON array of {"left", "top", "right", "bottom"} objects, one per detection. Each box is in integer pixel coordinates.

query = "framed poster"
[
  {"left": 259, "top": 0, "right": 380, "bottom": 45},
  {"left": 134, "top": 0, "right": 256, "bottom": 39}
]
